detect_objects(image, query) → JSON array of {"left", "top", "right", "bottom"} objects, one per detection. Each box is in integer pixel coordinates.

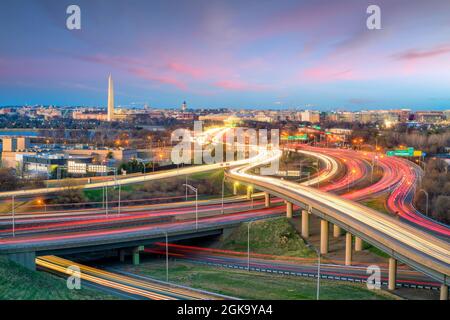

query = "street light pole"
[
  {"left": 105, "top": 184, "right": 108, "bottom": 216},
  {"left": 307, "top": 244, "right": 321, "bottom": 300},
  {"left": 118, "top": 183, "right": 121, "bottom": 215},
  {"left": 221, "top": 175, "right": 225, "bottom": 214},
  {"left": 419, "top": 189, "right": 429, "bottom": 216},
  {"left": 165, "top": 232, "right": 169, "bottom": 282},
  {"left": 183, "top": 184, "right": 198, "bottom": 230},
  {"left": 185, "top": 175, "right": 188, "bottom": 201},
  {"left": 11, "top": 195, "right": 15, "bottom": 237},
  {"left": 247, "top": 219, "right": 258, "bottom": 272}
]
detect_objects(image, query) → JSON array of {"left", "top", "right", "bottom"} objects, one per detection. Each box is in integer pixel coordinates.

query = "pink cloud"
[
  {"left": 129, "top": 67, "right": 187, "bottom": 90},
  {"left": 392, "top": 44, "right": 450, "bottom": 61},
  {"left": 302, "top": 66, "right": 356, "bottom": 82},
  {"left": 213, "top": 79, "right": 269, "bottom": 91},
  {"left": 167, "top": 62, "right": 205, "bottom": 78}
]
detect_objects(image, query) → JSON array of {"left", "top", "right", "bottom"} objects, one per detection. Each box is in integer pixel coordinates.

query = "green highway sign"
[
  {"left": 281, "top": 134, "right": 309, "bottom": 141},
  {"left": 386, "top": 147, "right": 414, "bottom": 157}
]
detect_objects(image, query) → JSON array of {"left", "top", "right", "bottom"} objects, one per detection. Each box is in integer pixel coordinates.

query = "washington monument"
[{"left": 107, "top": 74, "right": 114, "bottom": 121}]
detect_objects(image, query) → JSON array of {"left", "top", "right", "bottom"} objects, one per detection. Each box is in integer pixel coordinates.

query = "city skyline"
[{"left": 1, "top": 0, "right": 450, "bottom": 110}]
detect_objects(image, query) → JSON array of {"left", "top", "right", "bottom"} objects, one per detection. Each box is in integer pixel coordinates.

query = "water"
[{"left": 0, "top": 130, "right": 40, "bottom": 137}]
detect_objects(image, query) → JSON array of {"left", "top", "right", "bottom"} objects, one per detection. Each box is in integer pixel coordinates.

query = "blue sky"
[{"left": 0, "top": 0, "right": 450, "bottom": 110}]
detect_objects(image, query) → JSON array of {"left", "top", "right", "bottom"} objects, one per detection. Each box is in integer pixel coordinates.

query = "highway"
[
  {"left": 0, "top": 127, "right": 449, "bottom": 295},
  {"left": 37, "top": 255, "right": 231, "bottom": 300},
  {"left": 294, "top": 145, "right": 450, "bottom": 237},
  {"left": 144, "top": 243, "right": 441, "bottom": 290},
  {"left": 227, "top": 147, "right": 450, "bottom": 285}
]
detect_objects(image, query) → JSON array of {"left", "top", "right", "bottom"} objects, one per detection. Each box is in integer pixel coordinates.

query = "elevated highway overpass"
[{"left": 227, "top": 148, "right": 450, "bottom": 300}]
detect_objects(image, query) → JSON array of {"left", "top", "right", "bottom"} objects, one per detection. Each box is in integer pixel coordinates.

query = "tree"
[
  {"left": 0, "top": 168, "right": 19, "bottom": 191},
  {"left": 52, "top": 179, "right": 86, "bottom": 207}
]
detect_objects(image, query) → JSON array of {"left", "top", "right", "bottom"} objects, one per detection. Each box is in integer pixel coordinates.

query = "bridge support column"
[
  {"left": 264, "top": 192, "right": 271, "bottom": 208},
  {"left": 355, "top": 237, "right": 363, "bottom": 251},
  {"left": 132, "top": 246, "right": 144, "bottom": 266},
  {"left": 301, "top": 210, "right": 309, "bottom": 239},
  {"left": 345, "top": 232, "right": 352, "bottom": 266},
  {"left": 246, "top": 187, "right": 252, "bottom": 200},
  {"left": 233, "top": 183, "right": 238, "bottom": 195},
  {"left": 440, "top": 285, "right": 448, "bottom": 300},
  {"left": 320, "top": 220, "right": 329, "bottom": 254},
  {"left": 286, "top": 202, "right": 293, "bottom": 219},
  {"left": 333, "top": 224, "right": 341, "bottom": 238},
  {"left": 119, "top": 249, "right": 126, "bottom": 262},
  {"left": 388, "top": 258, "right": 397, "bottom": 291}
]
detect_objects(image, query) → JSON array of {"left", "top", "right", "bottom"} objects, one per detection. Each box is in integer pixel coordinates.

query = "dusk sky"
[{"left": 1, "top": 0, "right": 450, "bottom": 110}]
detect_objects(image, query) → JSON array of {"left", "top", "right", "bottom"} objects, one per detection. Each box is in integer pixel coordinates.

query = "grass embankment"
[
  {"left": 0, "top": 256, "right": 115, "bottom": 300},
  {"left": 128, "top": 217, "right": 394, "bottom": 299},
  {"left": 128, "top": 260, "right": 393, "bottom": 300},
  {"left": 360, "top": 195, "right": 391, "bottom": 215},
  {"left": 221, "top": 217, "right": 315, "bottom": 258}
]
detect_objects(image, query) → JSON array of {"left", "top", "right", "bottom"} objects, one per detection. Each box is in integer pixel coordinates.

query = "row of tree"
[{"left": 414, "top": 159, "right": 450, "bottom": 223}]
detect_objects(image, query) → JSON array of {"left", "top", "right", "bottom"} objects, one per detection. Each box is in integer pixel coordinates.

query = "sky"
[{"left": 0, "top": 0, "right": 450, "bottom": 110}]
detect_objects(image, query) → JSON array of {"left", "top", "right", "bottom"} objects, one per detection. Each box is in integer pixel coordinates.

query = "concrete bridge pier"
[
  {"left": 301, "top": 210, "right": 309, "bottom": 238},
  {"left": 440, "top": 284, "right": 448, "bottom": 300},
  {"left": 388, "top": 257, "right": 397, "bottom": 291},
  {"left": 333, "top": 224, "right": 342, "bottom": 237},
  {"left": 286, "top": 202, "right": 293, "bottom": 219},
  {"left": 132, "top": 246, "right": 144, "bottom": 265},
  {"left": 246, "top": 187, "right": 252, "bottom": 200},
  {"left": 345, "top": 232, "right": 352, "bottom": 266},
  {"left": 7, "top": 252, "right": 36, "bottom": 271},
  {"left": 320, "top": 220, "right": 329, "bottom": 254},
  {"left": 355, "top": 237, "right": 363, "bottom": 251},
  {"left": 119, "top": 249, "right": 126, "bottom": 262},
  {"left": 264, "top": 192, "right": 271, "bottom": 207},
  {"left": 233, "top": 182, "right": 238, "bottom": 195}
]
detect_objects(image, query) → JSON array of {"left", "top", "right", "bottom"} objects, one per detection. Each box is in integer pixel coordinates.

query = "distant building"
[
  {"left": 300, "top": 110, "right": 320, "bottom": 123},
  {"left": 72, "top": 111, "right": 108, "bottom": 121},
  {"left": 181, "top": 101, "right": 187, "bottom": 112},
  {"left": 414, "top": 111, "right": 445, "bottom": 123}
]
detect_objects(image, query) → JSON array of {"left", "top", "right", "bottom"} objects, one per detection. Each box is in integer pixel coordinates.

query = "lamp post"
[
  {"left": 165, "top": 232, "right": 169, "bottom": 282},
  {"left": 11, "top": 195, "right": 15, "bottom": 237},
  {"left": 221, "top": 175, "right": 225, "bottom": 214},
  {"left": 306, "top": 243, "right": 321, "bottom": 300},
  {"left": 183, "top": 184, "right": 198, "bottom": 230},
  {"left": 117, "top": 183, "right": 121, "bottom": 215},
  {"left": 348, "top": 169, "right": 356, "bottom": 192},
  {"left": 105, "top": 184, "right": 108, "bottom": 216},
  {"left": 247, "top": 219, "right": 258, "bottom": 272},
  {"left": 418, "top": 189, "right": 429, "bottom": 216},
  {"left": 185, "top": 175, "right": 188, "bottom": 201}
]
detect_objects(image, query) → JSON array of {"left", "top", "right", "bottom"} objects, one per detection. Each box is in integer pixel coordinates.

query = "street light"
[
  {"left": 247, "top": 218, "right": 259, "bottom": 272},
  {"left": 306, "top": 243, "right": 321, "bottom": 300},
  {"left": 165, "top": 232, "right": 169, "bottom": 282},
  {"left": 183, "top": 184, "right": 198, "bottom": 230},
  {"left": 418, "top": 189, "right": 429, "bottom": 216},
  {"left": 117, "top": 182, "right": 121, "bottom": 215},
  {"left": 221, "top": 175, "right": 225, "bottom": 214},
  {"left": 104, "top": 184, "right": 109, "bottom": 216},
  {"left": 348, "top": 168, "right": 356, "bottom": 192},
  {"left": 11, "top": 195, "right": 15, "bottom": 237}
]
